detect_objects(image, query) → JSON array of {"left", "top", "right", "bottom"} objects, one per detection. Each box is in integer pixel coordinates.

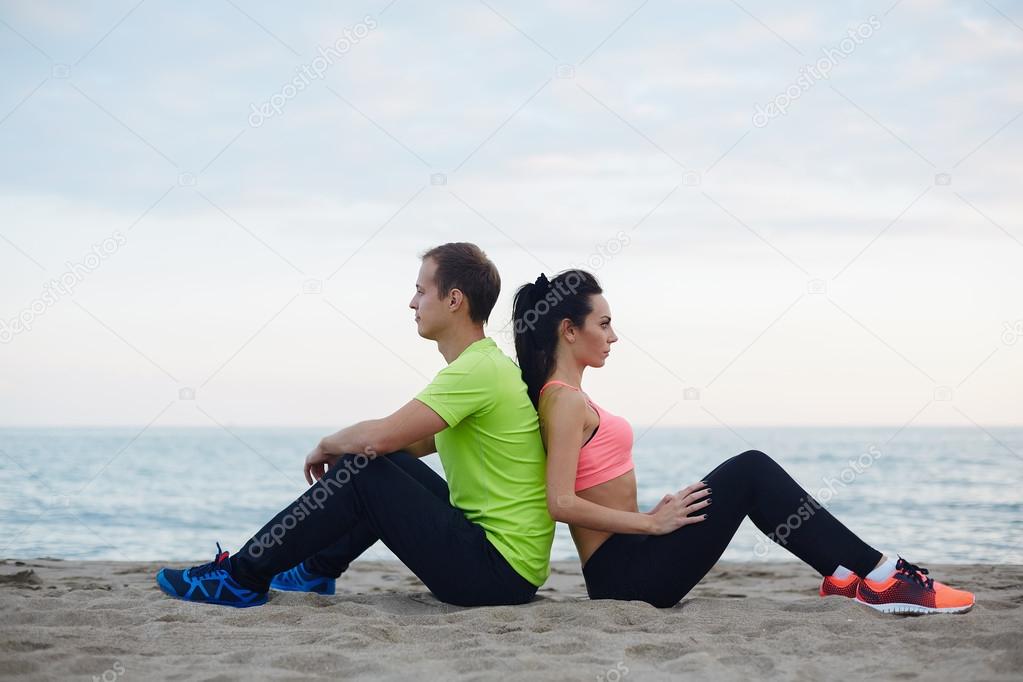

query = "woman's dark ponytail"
[{"left": 512, "top": 270, "right": 603, "bottom": 407}]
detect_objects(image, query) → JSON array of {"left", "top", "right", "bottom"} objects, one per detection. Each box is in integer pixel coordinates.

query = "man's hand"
[{"left": 304, "top": 441, "right": 340, "bottom": 485}]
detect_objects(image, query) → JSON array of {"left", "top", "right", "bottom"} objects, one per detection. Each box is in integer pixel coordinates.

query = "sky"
[{"left": 1, "top": 0, "right": 1021, "bottom": 430}]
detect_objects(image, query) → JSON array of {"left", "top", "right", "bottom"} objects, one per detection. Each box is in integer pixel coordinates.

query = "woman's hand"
[
  {"left": 304, "top": 440, "right": 340, "bottom": 485},
  {"left": 647, "top": 481, "right": 712, "bottom": 535},
  {"left": 646, "top": 493, "right": 675, "bottom": 516}
]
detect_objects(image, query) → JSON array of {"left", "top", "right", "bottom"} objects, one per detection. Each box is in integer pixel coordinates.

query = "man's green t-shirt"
[{"left": 415, "top": 337, "right": 554, "bottom": 587}]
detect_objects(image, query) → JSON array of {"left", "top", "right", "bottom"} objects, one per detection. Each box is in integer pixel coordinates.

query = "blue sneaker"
[
  {"left": 156, "top": 543, "right": 268, "bottom": 607},
  {"left": 270, "top": 562, "right": 336, "bottom": 595}
]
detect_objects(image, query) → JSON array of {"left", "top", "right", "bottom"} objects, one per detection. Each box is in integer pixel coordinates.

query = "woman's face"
[{"left": 564, "top": 294, "right": 618, "bottom": 368}]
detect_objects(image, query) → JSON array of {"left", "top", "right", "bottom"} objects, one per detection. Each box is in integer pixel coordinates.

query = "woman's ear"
[{"left": 559, "top": 318, "right": 575, "bottom": 343}]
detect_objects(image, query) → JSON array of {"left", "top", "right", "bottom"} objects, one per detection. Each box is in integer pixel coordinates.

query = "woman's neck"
[{"left": 549, "top": 357, "right": 586, "bottom": 389}]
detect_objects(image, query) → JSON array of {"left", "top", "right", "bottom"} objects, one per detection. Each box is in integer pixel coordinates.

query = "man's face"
[{"left": 409, "top": 258, "right": 447, "bottom": 340}]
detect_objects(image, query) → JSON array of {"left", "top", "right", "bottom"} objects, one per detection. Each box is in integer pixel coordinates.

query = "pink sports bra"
[{"left": 539, "top": 380, "right": 635, "bottom": 492}]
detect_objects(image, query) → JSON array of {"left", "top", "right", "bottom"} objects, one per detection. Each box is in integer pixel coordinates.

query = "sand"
[{"left": 1, "top": 558, "right": 1019, "bottom": 681}]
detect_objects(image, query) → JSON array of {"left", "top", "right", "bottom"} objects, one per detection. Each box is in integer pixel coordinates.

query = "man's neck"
[{"left": 437, "top": 324, "right": 486, "bottom": 364}]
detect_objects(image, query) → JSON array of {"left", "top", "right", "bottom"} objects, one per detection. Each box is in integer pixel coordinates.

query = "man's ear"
[{"left": 447, "top": 288, "right": 465, "bottom": 313}]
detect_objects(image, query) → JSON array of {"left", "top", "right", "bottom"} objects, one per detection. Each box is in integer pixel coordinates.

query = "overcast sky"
[{"left": 1, "top": 0, "right": 1021, "bottom": 430}]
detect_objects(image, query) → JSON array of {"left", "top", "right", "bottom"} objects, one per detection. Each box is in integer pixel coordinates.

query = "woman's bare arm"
[{"left": 542, "top": 387, "right": 710, "bottom": 535}]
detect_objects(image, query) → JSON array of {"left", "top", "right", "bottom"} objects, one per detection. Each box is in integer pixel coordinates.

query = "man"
[{"left": 156, "top": 243, "right": 555, "bottom": 607}]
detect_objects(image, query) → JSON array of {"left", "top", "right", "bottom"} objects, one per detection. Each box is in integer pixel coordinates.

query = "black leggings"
[
  {"left": 583, "top": 450, "right": 883, "bottom": 608},
  {"left": 304, "top": 452, "right": 451, "bottom": 579},
  {"left": 230, "top": 452, "right": 537, "bottom": 607}
]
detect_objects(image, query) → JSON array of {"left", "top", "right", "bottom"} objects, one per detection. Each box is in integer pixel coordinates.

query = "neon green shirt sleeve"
[{"left": 415, "top": 349, "right": 496, "bottom": 427}]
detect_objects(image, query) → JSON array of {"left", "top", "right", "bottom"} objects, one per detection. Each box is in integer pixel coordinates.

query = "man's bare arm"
[
  {"left": 304, "top": 400, "right": 446, "bottom": 483},
  {"left": 403, "top": 435, "right": 437, "bottom": 458}
]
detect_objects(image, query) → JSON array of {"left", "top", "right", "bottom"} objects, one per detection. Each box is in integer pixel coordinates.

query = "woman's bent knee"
[
  {"left": 736, "top": 449, "right": 773, "bottom": 467},
  {"left": 710, "top": 449, "right": 774, "bottom": 482}
]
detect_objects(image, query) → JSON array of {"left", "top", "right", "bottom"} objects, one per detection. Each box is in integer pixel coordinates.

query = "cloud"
[{"left": 1, "top": 0, "right": 1020, "bottom": 426}]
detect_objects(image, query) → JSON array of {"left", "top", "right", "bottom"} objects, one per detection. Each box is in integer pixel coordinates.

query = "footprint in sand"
[
  {"left": 3, "top": 641, "right": 53, "bottom": 652},
  {"left": 0, "top": 570, "right": 42, "bottom": 589},
  {"left": 625, "top": 642, "right": 689, "bottom": 662}
]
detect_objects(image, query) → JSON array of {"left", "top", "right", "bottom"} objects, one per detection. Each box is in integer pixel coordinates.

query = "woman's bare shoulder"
[{"left": 539, "top": 384, "right": 588, "bottom": 422}]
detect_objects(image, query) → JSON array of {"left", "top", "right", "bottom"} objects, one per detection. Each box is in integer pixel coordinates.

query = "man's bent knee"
[{"left": 328, "top": 452, "right": 385, "bottom": 485}]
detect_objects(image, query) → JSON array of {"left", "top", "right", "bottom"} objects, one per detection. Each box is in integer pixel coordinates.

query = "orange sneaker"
[
  {"left": 855, "top": 557, "right": 974, "bottom": 615},
  {"left": 820, "top": 573, "right": 860, "bottom": 598}
]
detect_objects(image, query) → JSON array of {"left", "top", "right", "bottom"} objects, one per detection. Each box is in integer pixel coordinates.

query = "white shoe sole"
[{"left": 854, "top": 598, "right": 974, "bottom": 615}]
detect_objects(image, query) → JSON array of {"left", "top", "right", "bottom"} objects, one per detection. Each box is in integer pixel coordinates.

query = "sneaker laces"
[
  {"left": 895, "top": 557, "right": 934, "bottom": 590},
  {"left": 189, "top": 543, "right": 231, "bottom": 579}
]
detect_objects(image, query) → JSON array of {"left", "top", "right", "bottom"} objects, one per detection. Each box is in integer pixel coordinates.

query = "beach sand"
[{"left": 1, "top": 558, "right": 1019, "bottom": 681}]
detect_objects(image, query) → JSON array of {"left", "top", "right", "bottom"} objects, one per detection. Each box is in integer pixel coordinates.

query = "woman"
[{"left": 512, "top": 270, "right": 975, "bottom": 614}]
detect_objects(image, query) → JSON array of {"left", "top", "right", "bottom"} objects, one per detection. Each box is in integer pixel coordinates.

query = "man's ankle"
[
  {"left": 303, "top": 559, "right": 344, "bottom": 579},
  {"left": 227, "top": 560, "right": 268, "bottom": 593}
]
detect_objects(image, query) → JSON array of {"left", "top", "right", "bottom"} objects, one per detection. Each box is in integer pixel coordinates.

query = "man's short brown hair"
[{"left": 421, "top": 243, "right": 501, "bottom": 325}]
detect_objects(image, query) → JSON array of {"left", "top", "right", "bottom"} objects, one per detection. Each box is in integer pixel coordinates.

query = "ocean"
[{"left": 1, "top": 427, "right": 1019, "bottom": 565}]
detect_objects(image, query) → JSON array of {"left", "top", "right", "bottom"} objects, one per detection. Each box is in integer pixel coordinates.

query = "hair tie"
[{"left": 527, "top": 273, "right": 550, "bottom": 307}]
